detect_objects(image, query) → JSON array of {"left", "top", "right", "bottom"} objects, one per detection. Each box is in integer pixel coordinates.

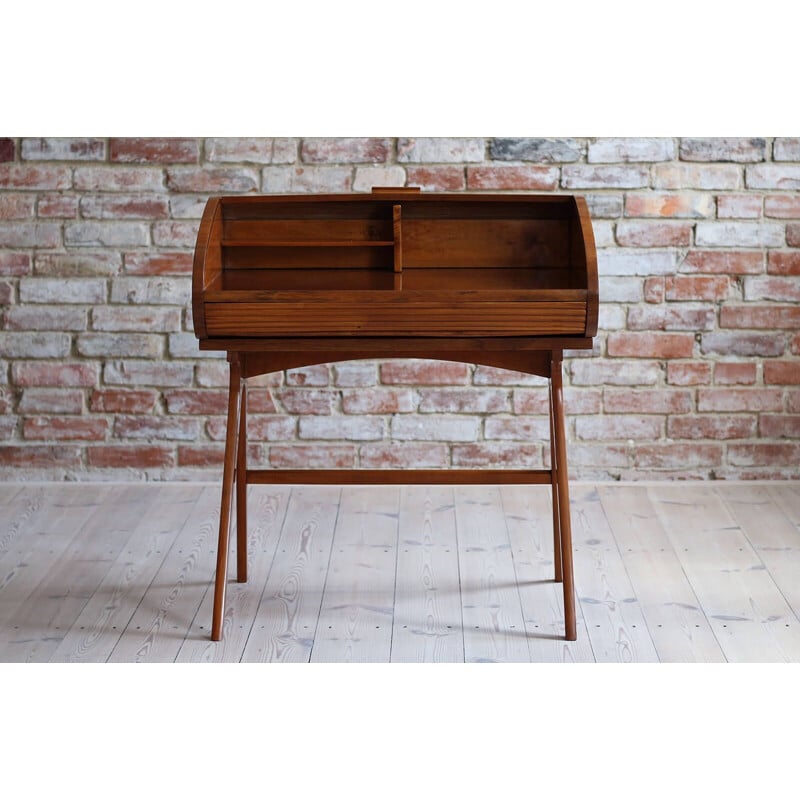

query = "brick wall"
[{"left": 1, "top": 137, "right": 798, "bottom": 480}]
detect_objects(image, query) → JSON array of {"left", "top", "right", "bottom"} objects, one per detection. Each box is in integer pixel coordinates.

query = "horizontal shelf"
[
  {"left": 246, "top": 468, "right": 553, "bottom": 486},
  {"left": 221, "top": 240, "right": 395, "bottom": 247}
]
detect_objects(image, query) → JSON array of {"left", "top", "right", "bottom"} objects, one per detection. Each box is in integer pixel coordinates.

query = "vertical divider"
[{"left": 393, "top": 203, "right": 403, "bottom": 291}]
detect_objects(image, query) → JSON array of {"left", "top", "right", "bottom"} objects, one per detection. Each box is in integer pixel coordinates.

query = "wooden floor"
[{"left": 0, "top": 481, "right": 798, "bottom": 662}]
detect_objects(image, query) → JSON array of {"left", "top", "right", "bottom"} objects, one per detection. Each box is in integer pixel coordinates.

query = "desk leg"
[
  {"left": 551, "top": 354, "right": 577, "bottom": 641},
  {"left": 236, "top": 380, "right": 248, "bottom": 583},
  {"left": 548, "top": 377, "right": 563, "bottom": 584},
  {"left": 211, "top": 357, "right": 241, "bottom": 642}
]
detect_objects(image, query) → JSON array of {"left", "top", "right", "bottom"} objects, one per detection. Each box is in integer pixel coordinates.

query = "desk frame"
[{"left": 205, "top": 337, "right": 586, "bottom": 643}]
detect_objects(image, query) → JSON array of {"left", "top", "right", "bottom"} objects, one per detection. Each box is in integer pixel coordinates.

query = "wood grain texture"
[
  {"left": 500, "top": 485, "right": 595, "bottom": 662},
  {"left": 597, "top": 484, "right": 725, "bottom": 662},
  {"left": 649, "top": 484, "right": 800, "bottom": 662},
  {"left": 391, "top": 487, "right": 464, "bottom": 662},
  {"left": 570, "top": 485, "right": 660, "bottom": 662},
  {"left": 455, "top": 485, "right": 530, "bottom": 662},
  {"left": 310, "top": 486, "right": 399, "bottom": 662},
  {"left": 239, "top": 486, "right": 338, "bottom": 663}
]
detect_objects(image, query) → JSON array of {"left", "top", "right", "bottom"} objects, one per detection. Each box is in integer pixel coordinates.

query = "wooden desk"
[{"left": 192, "top": 189, "right": 598, "bottom": 643}]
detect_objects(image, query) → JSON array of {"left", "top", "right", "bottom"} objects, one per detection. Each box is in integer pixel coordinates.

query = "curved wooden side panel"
[
  {"left": 573, "top": 196, "right": 599, "bottom": 337},
  {"left": 192, "top": 197, "right": 223, "bottom": 340}
]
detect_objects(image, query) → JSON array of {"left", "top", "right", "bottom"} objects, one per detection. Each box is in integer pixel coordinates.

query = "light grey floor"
[{"left": 1, "top": 481, "right": 798, "bottom": 662}]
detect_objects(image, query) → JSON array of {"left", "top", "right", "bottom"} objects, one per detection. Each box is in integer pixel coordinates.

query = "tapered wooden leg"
[
  {"left": 236, "top": 379, "right": 248, "bottom": 583},
  {"left": 548, "top": 377, "right": 563, "bottom": 583},
  {"left": 211, "top": 357, "right": 241, "bottom": 642},
  {"left": 550, "top": 353, "right": 577, "bottom": 641}
]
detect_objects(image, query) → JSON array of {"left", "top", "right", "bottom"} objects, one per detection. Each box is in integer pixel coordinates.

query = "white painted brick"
[
  {"left": 570, "top": 359, "right": 662, "bottom": 386},
  {"left": 104, "top": 360, "right": 193, "bottom": 386},
  {"left": 599, "top": 276, "right": 644, "bottom": 302},
  {"left": 397, "top": 138, "right": 485, "bottom": 163},
  {"left": 562, "top": 165, "right": 649, "bottom": 189},
  {"left": 0, "top": 223, "right": 61, "bottom": 248},
  {"left": 34, "top": 252, "right": 121, "bottom": 277},
  {"left": 0, "top": 332, "right": 71, "bottom": 358},
  {"left": 679, "top": 138, "right": 766, "bottom": 162},
  {"left": 110, "top": 277, "right": 191, "bottom": 305},
  {"left": 65, "top": 222, "right": 149, "bottom": 247},
  {"left": 333, "top": 362, "right": 377, "bottom": 387},
  {"left": 262, "top": 166, "right": 352, "bottom": 193},
  {"left": 695, "top": 222, "right": 785, "bottom": 247},
  {"left": 299, "top": 416, "right": 384, "bottom": 441},
  {"left": 588, "top": 138, "right": 675, "bottom": 163},
  {"left": 21, "top": 137, "right": 105, "bottom": 161},
  {"left": 391, "top": 415, "right": 480, "bottom": 441},
  {"left": 73, "top": 167, "right": 165, "bottom": 191},
  {"left": 169, "top": 196, "right": 208, "bottom": 219},
  {"left": 652, "top": 163, "right": 741, "bottom": 190},
  {"left": 76, "top": 333, "right": 163, "bottom": 358},
  {"left": 352, "top": 166, "right": 406, "bottom": 192},
  {"left": 168, "top": 332, "right": 224, "bottom": 358},
  {"left": 484, "top": 417, "right": 550, "bottom": 440},
  {"left": 591, "top": 221, "right": 615, "bottom": 247},
  {"left": 206, "top": 138, "right": 297, "bottom": 163},
  {"left": 5, "top": 306, "right": 87, "bottom": 331},
  {"left": 774, "top": 138, "right": 800, "bottom": 161},
  {"left": 598, "top": 304, "right": 627, "bottom": 330},
  {"left": 597, "top": 248, "right": 680, "bottom": 276},
  {"left": 745, "top": 165, "right": 800, "bottom": 190},
  {"left": 20, "top": 278, "right": 107, "bottom": 304}
]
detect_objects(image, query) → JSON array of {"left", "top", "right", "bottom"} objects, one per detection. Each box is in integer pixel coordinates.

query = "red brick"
[
  {"left": 80, "top": 195, "right": 169, "bottom": 219},
  {"left": 405, "top": 166, "right": 465, "bottom": 191},
  {"left": 269, "top": 445, "right": 356, "bottom": 469},
  {"left": 788, "top": 391, "right": 800, "bottom": 412},
  {"left": 90, "top": 389, "right": 158, "bottom": 413},
  {"left": 152, "top": 221, "right": 199, "bottom": 247},
  {"left": 697, "top": 388, "right": 783, "bottom": 412},
  {"left": 166, "top": 168, "right": 258, "bottom": 192},
  {"left": 0, "top": 445, "right": 81, "bottom": 468},
  {"left": 668, "top": 415, "right": 756, "bottom": 440},
  {"left": 715, "top": 363, "right": 757, "bottom": 385},
  {"left": 276, "top": 388, "right": 335, "bottom": 415},
  {"left": 123, "top": 252, "right": 193, "bottom": 275},
  {"left": 701, "top": 332, "right": 785, "bottom": 357},
  {"left": 607, "top": 332, "right": 694, "bottom": 358},
  {"left": 301, "top": 138, "right": 390, "bottom": 163},
  {"left": 604, "top": 389, "right": 692, "bottom": 414},
  {"left": 793, "top": 335, "right": 800, "bottom": 357},
  {"left": 765, "top": 195, "right": 800, "bottom": 218},
  {"left": 0, "top": 138, "right": 14, "bottom": 161},
  {"left": 681, "top": 250, "right": 763, "bottom": 274},
  {"left": 12, "top": 362, "right": 98, "bottom": 387},
  {"left": 114, "top": 416, "right": 199, "bottom": 440},
  {"left": 617, "top": 221, "right": 692, "bottom": 247},
  {"left": 164, "top": 389, "right": 228, "bottom": 415},
  {"left": 87, "top": 445, "right": 175, "bottom": 469},
  {"left": 285, "top": 365, "right": 329, "bottom": 386},
  {"left": 18, "top": 389, "right": 83, "bottom": 414},
  {"left": 513, "top": 388, "right": 601, "bottom": 415},
  {"left": 768, "top": 252, "right": 800, "bottom": 276},
  {"left": 452, "top": 443, "right": 541, "bottom": 468},
  {"left": 744, "top": 277, "right": 800, "bottom": 302},
  {"left": 728, "top": 443, "right": 800, "bottom": 467},
  {"left": 466, "top": 165, "right": 558, "bottom": 190},
  {"left": 634, "top": 443, "right": 724, "bottom": 469},
  {"left": 760, "top": 415, "right": 800, "bottom": 438},
  {"left": 380, "top": 360, "right": 470, "bottom": 385},
  {"left": 23, "top": 416, "right": 108, "bottom": 440},
  {"left": 4, "top": 305, "right": 87, "bottom": 332},
  {"left": 764, "top": 361, "right": 800, "bottom": 385},
  {"left": 0, "top": 279, "right": 12, "bottom": 304},
  {"left": 342, "top": 388, "right": 416, "bottom": 414},
  {"left": 38, "top": 194, "right": 79, "bottom": 218},
  {"left": 244, "top": 388, "right": 278, "bottom": 413},
  {"left": 624, "top": 192, "right": 714, "bottom": 218},
  {"left": 359, "top": 443, "right": 449, "bottom": 469},
  {"left": 720, "top": 305, "right": 800, "bottom": 329},
  {"left": 483, "top": 417, "right": 550, "bottom": 441},
  {"left": 418, "top": 388, "right": 508, "bottom": 413},
  {"left": 73, "top": 167, "right": 164, "bottom": 191},
  {"left": 0, "top": 165, "right": 72, "bottom": 189},
  {"left": 244, "top": 416, "right": 295, "bottom": 442},
  {"left": 789, "top": 224, "right": 800, "bottom": 246},
  {"left": 177, "top": 444, "right": 225, "bottom": 467},
  {"left": 665, "top": 275, "right": 729, "bottom": 301},
  {"left": 643, "top": 277, "right": 665, "bottom": 303},
  {"left": 0, "top": 252, "right": 30, "bottom": 276},
  {"left": 716, "top": 194, "right": 763, "bottom": 218},
  {"left": 109, "top": 138, "right": 198, "bottom": 163},
  {"left": 627, "top": 305, "right": 715, "bottom": 331},
  {"left": 0, "top": 193, "right": 35, "bottom": 219}
]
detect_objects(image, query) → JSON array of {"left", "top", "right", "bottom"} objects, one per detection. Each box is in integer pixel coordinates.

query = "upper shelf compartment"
[{"left": 192, "top": 191, "right": 598, "bottom": 341}]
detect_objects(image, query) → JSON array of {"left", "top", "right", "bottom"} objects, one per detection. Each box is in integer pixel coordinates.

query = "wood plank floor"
[{"left": 1, "top": 481, "right": 799, "bottom": 662}]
